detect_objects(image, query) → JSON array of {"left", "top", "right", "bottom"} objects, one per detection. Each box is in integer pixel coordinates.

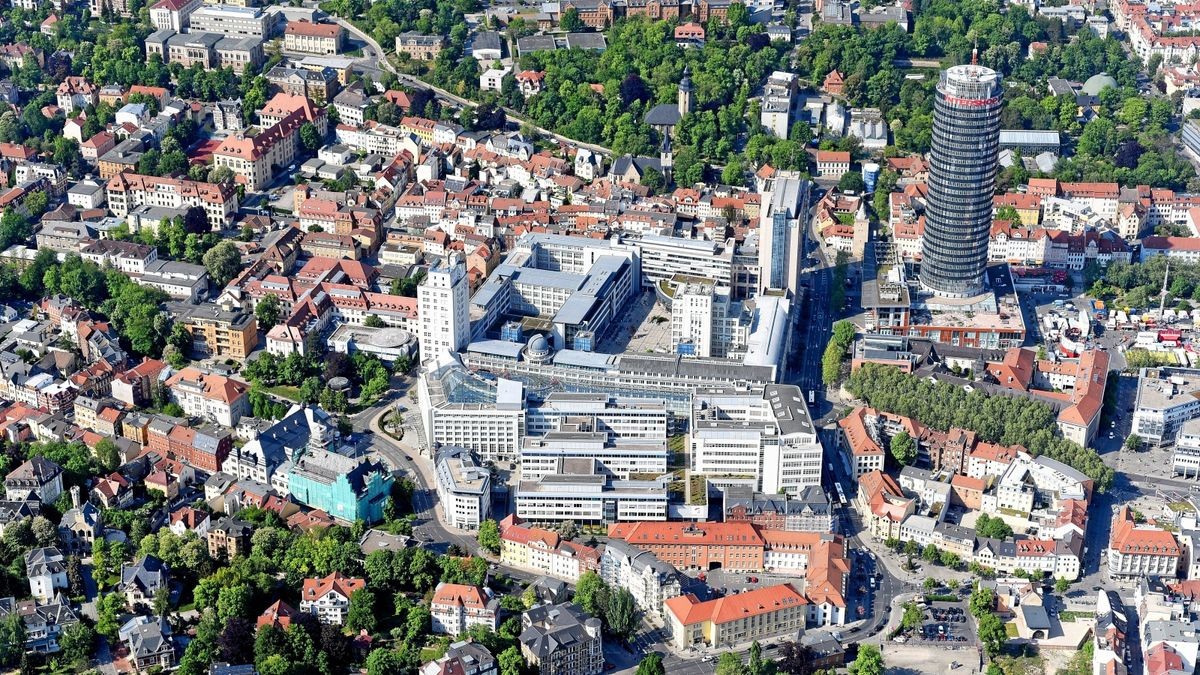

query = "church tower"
[
  {"left": 678, "top": 66, "right": 693, "bottom": 117},
  {"left": 659, "top": 131, "right": 673, "bottom": 185}
]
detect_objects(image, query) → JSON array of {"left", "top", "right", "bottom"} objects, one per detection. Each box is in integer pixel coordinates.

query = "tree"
[
  {"left": 838, "top": 171, "right": 866, "bottom": 193},
  {"left": 716, "top": 652, "right": 746, "bottom": 675},
  {"left": 256, "top": 294, "right": 282, "bottom": 330},
  {"left": 969, "top": 586, "right": 995, "bottom": 618},
  {"left": 921, "top": 543, "right": 939, "bottom": 562},
  {"left": 364, "top": 314, "right": 387, "bottom": 328},
  {"left": 574, "top": 571, "right": 606, "bottom": 617},
  {"left": 0, "top": 612, "right": 25, "bottom": 666},
  {"left": 58, "top": 621, "right": 95, "bottom": 666},
  {"left": 1054, "top": 577, "right": 1071, "bottom": 593},
  {"left": 747, "top": 641, "right": 775, "bottom": 675},
  {"left": 848, "top": 644, "right": 884, "bottom": 675},
  {"left": 203, "top": 240, "right": 244, "bottom": 288},
  {"left": 977, "top": 612, "right": 1007, "bottom": 656},
  {"left": 218, "top": 617, "right": 255, "bottom": 665},
  {"left": 300, "top": 122, "right": 321, "bottom": 153},
  {"left": 560, "top": 6, "right": 583, "bottom": 31},
  {"left": 889, "top": 430, "right": 916, "bottom": 466},
  {"left": 975, "top": 514, "right": 1014, "bottom": 540},
  {"left": 901, "top": 602, "right": 922, "bottom": 631},
  {"left": 1125, "top": 434, "right": 1142, "bottom": 451},
  {"left": 478, "top": 518, "right": 500, "bottom": 553},
  {"left": 923, "top": 576, "right": 937, "bottom": 591},
  {"left": 640, "top": 167, "right": 665, "bottom": 194},
  {"left": 95, "top": 592, "right": 126, "bottom": 641},
  {"left": 96, "top": 438, "right": 122, "bottom": 471},
  {"left": 497, "top": 646, "right": 524, "bottom": 675},
  {"left": 636, "top": 653, "right": 665, "bottom": 675},
  {"left": 347, "top": 588, "right": 378, "bottom": 633},
  {"left": 605, "top": 587, "right": 639, "bottom": 638}
]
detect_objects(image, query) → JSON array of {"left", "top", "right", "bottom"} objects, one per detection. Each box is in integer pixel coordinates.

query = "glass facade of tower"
[{"left": 920, "top": 64, "right": 1002, "bottom": 298}]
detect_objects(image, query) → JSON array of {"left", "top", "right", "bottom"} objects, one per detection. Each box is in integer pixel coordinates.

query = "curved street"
[{"left": 333, "top": 17, "right": 614, "bottom": 156}]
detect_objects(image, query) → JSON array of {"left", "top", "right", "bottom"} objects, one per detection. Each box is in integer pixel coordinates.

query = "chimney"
[{"left": 70, "top": 485, "right": 79, "bottom": 508}]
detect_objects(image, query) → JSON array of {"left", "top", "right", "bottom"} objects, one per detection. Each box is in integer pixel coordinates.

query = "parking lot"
[{"left": 893, "top": 599, "right": 976, "bottom": 649}]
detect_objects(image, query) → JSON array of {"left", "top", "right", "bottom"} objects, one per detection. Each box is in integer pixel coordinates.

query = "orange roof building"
[
  {"left": 1109, "top": 506, "right": 1181, "bottom": 578},
  {"left": 430, "top": 583, "right": 499, "bottom": 636},
  {"left": 257, "top": 600, "right": 298, "bottom": 631},
  {"left": 299, "top": 572, "right": 366, "bottom": 625},
  {"left": 607, "top": 521, "right": 766, "bottom": 572},
  {"left": 664, "top": 583, "right": 808, "bottom": 649}
]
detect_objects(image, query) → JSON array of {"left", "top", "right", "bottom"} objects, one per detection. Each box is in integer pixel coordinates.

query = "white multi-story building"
[
  {"left": 689, "top": 385, "right": 823, "bottom": 494},
  {"left": 299, "top": 572, "right": 365, "bottom": 625},
  {"left": 1134, "top": 367, "right": 1200, "bottom": 446},
  {"left": 598, "top": 539, "right": 681, "bottom": 619},
  {"left": 1174, "top": 418, "right": 1200, "bottom": 478},
  {"left": 418, "top": 256, "right": 470, "bottom": 359},
  {"left": 164, "top": 367, "right": 249, "bottom": 427},
  {"left": 419, "top": 353, "right": 525, "bottom": 463},
  {"left": 515, "top": 458, "right": 669, "bottom": 524},
  {"left": 760, "top": 71, "right": 797, "bottom": 138},
  {"left": 670, "top": 282, "right": 746, "bottom": 358},
  {"left": 430, "top": 583, "right": 499, "bottom": 636},
  {"left": 525, "top": 393, "right": 668, "bottom": 440},
  {"left": 629, "top": 234, "right": 734, "bottom": 289},
  {"left": 434, "top": 446, "right": 491, "bottom": 530},
  {"left": 520, "top": 433, "right": 668, "bottom": 481},
  {"left": 106, "top": 172, "right": 240, "bottom": 229},
  {"left": 188, "top": 4, "right": 275, "bottom": 37}
]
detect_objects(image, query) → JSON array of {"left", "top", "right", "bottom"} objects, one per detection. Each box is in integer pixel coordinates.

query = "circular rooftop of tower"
[{"left": 940, "top": 64, "right": 1001, "bottom": 101}]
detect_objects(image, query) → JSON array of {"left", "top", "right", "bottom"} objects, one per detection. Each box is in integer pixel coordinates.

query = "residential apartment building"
[
  {"left": 434, "top": 446, "right": 491, "bottom": 531},
  {"left": 722, "top": 485, "right": 834, "bottom": 533},
  {"left": 519, "top": 603, "right": 604, "bottom": 675},
  {"left": 498, "top": 514, "right": 600, "bottom": 583},
  {"left": 165, "top": 367, "right": 250, "bottom": 427},
  {"left": 430, "top": 583, "right": 499, "bottom": 637},
  {"left": 105, "top": 173, "right": 238, "bottom": 228},
  {"left": 299, "top": 572, "right": 366, "bottom": 625},
  {"left": 599, "top": 539, "right": 682, "bottom": 619},
  {"left": 207, "top": 517, "right": 254, "bottom": 560},
  {"left": 664, "top": 583, "right": 807, "bottom": 649},
  {"left": 689, "top": 385, "right": 823, "bottom": 494},
  {"left": 166, "top": 302, "right": 258, "bottom": 359},
  {"left": 395, "top": 32, "right": 444, "bottom": 60}
]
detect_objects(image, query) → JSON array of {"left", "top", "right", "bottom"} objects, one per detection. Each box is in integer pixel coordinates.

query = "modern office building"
[
  {"left": 435, "top": 446, "right": 491, "bottom": 530},
  {"left": 919, "top": 63, "right": 1002, "bottom": 297},
  {"left": 757, "top": 177, "right": 810, "bottom": 295},
  {"left": 689, "top": 385, "right": 823, "bottom": 494},
  {"left": 519, "top": 432, "right": 668, "bottom": 481},
  {"left": 515, "top": 458, "right": 669, "bottom": 524},
  {"left": 1134, "top": 367, "right": 1200, "bottom": 446},
  {"left": 418, "top": 256, "right": 471, "bottom": 358},
  {"left": 525, "top": 392, "right": 669, "bottom": 440},
  {"left": 470, "top": 233, "right": 637, "bottom": 351},
  {"left": 418, "top": 352, "right": 526, "bottom": 463}
]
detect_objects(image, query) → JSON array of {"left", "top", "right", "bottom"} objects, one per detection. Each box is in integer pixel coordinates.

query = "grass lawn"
[
  {"left": 263, "top": 384, "right": 302, "bottom": 401},
  {"left": 689, "top": 474, "right": 708, "bottom": 505},
  {"left": 1169, "top": 501, "right": 1195, "bottom": 513}
]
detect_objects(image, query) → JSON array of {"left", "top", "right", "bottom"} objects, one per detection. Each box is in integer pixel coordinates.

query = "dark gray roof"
[
  {"left": 644, "top": 103, "right": 682, "bottom": 127},
  {"left": 520, "top": 603, "right": 600, "bottom": 661},
  {"left": 472, "top": 30, "right": 502, "bottom": 53},
  {"left": 1021, "top": 604, "right": 1051, "bottom": 630},
  {"left": 565, "top": 32, "right": 606, "bottom": 50}
]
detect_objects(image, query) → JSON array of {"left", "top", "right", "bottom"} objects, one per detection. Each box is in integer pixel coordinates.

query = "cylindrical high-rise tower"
[{"left": 919, "top": 63, "right": 1002, "bottom": 298}]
